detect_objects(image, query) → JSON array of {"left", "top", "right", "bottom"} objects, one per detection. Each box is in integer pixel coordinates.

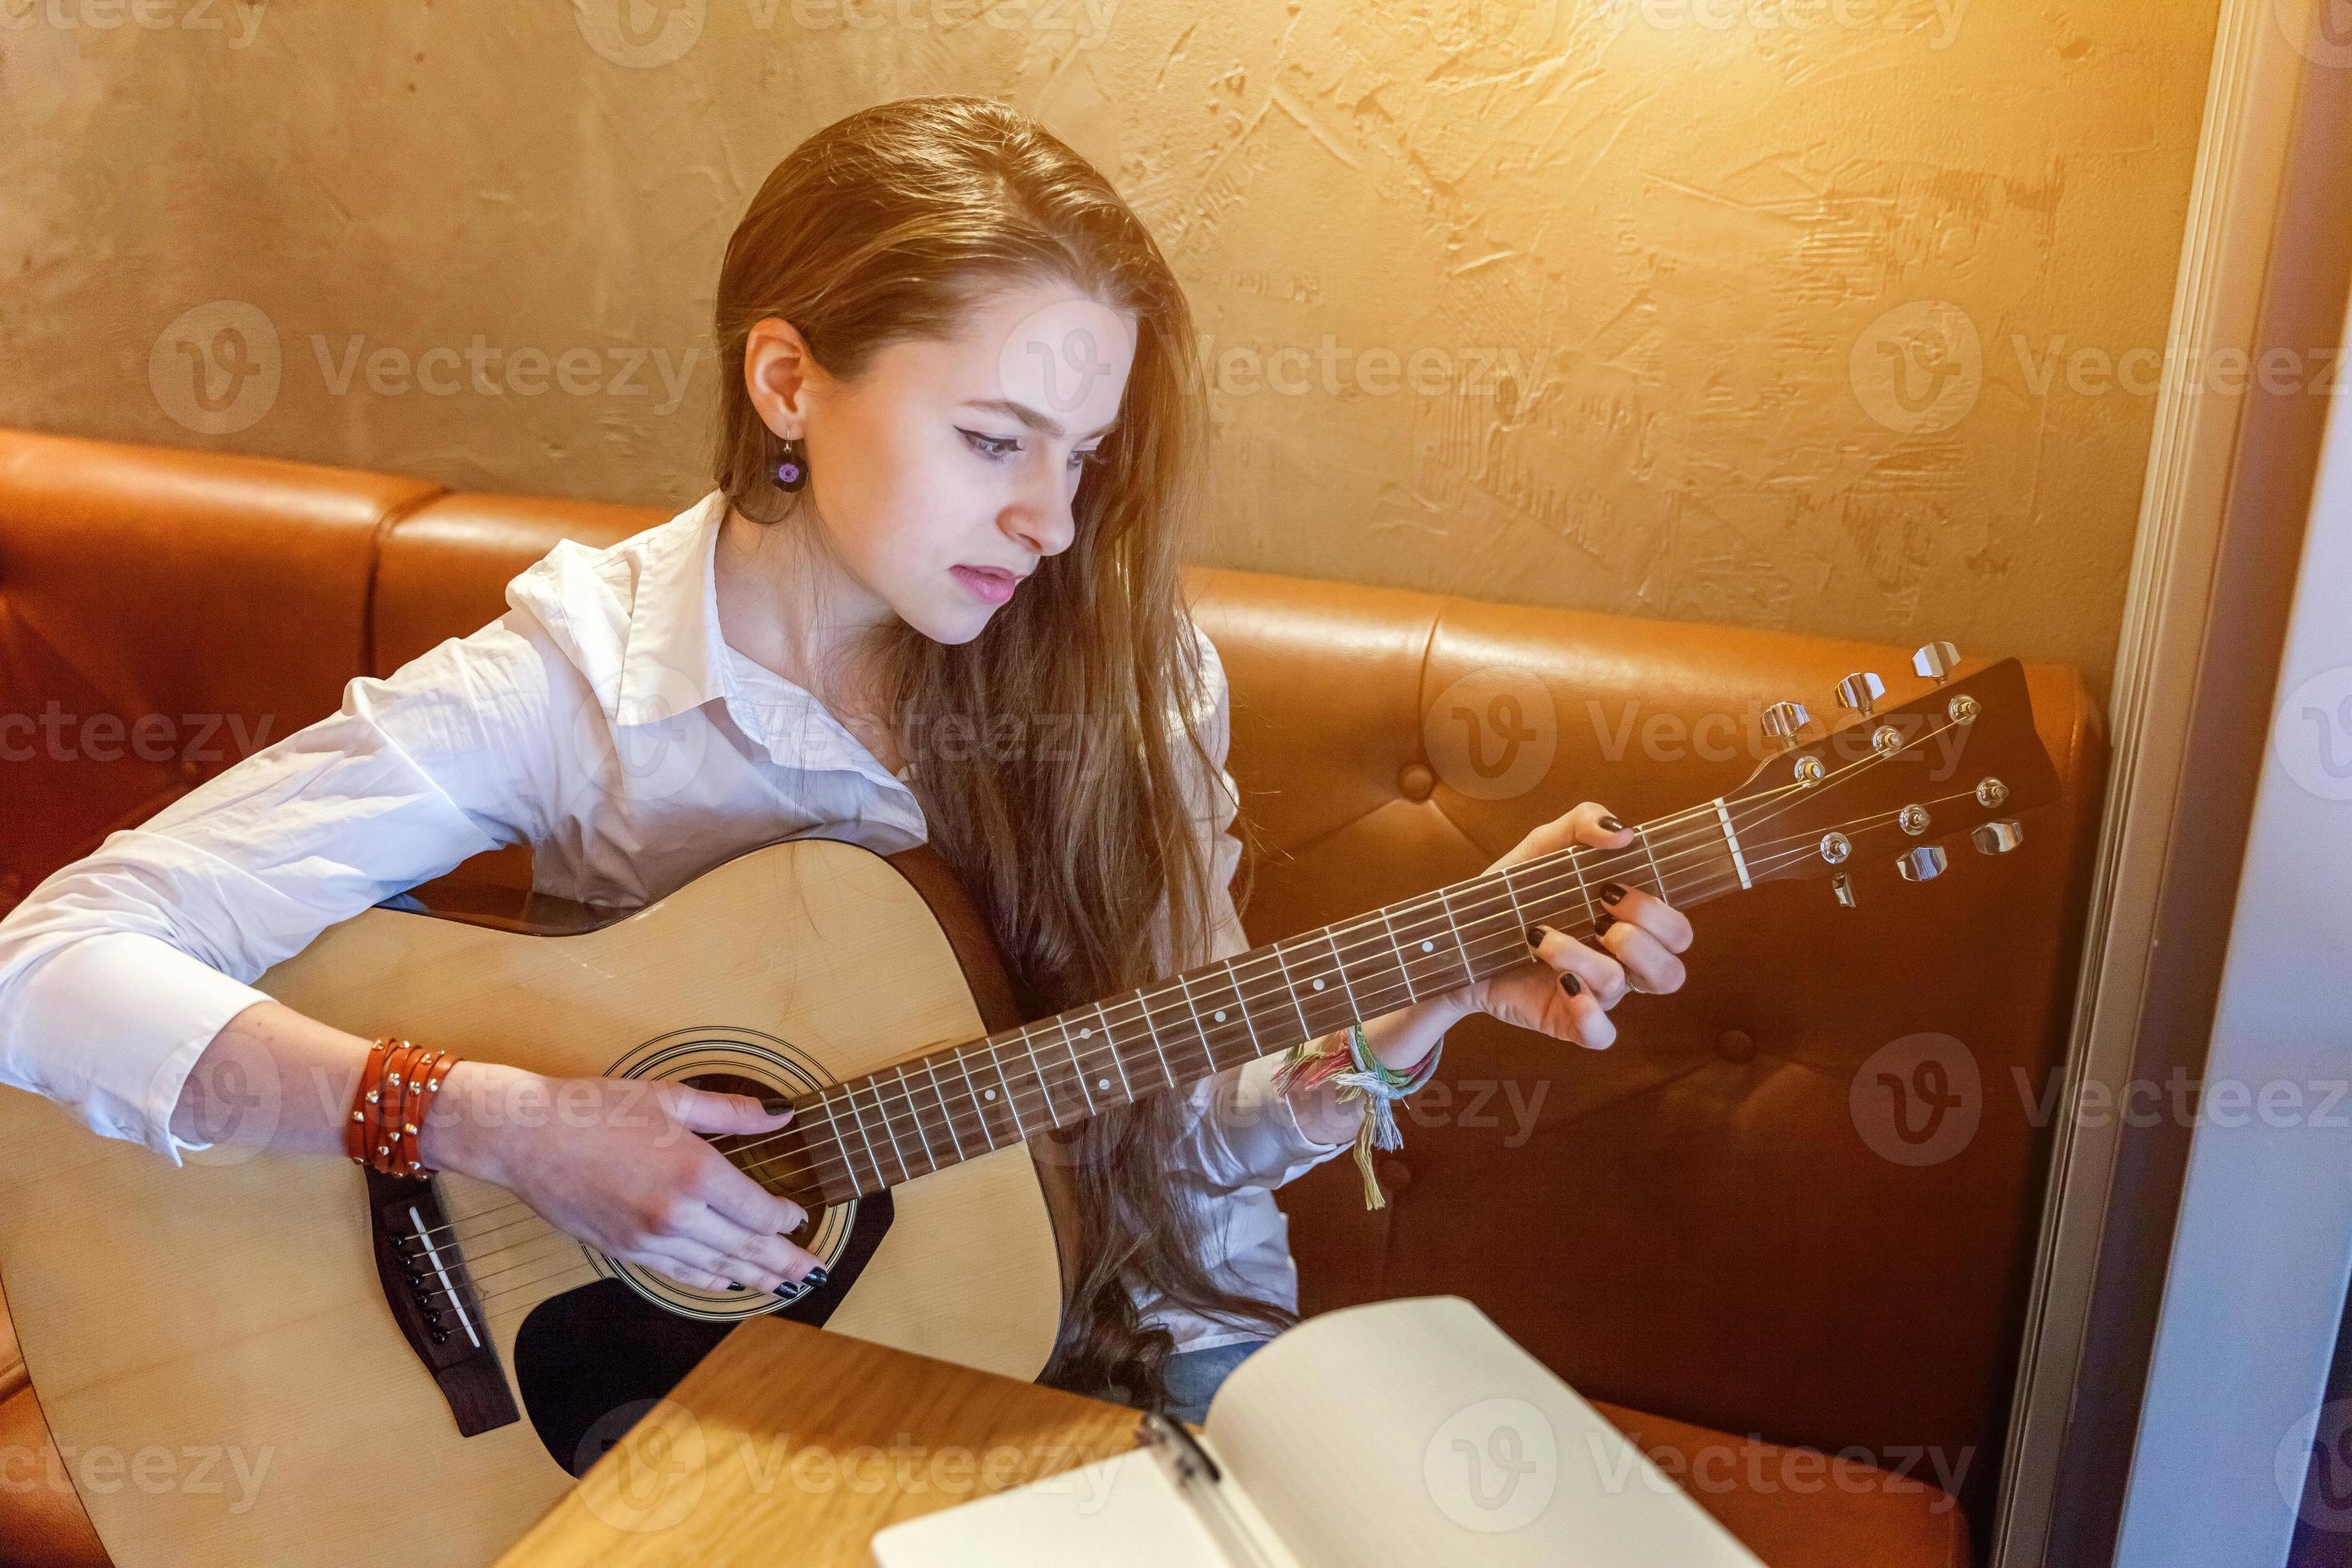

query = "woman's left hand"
[{"left": 1440, "top": 800, "right": 1694, "bottom": 1052}]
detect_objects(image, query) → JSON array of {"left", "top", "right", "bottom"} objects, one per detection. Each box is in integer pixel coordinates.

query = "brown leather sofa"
[{"left": 0, "top": 428, "right": 2107, "bottom": 1566}]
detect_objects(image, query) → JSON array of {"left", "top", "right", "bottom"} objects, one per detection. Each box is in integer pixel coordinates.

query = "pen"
[{"left": 1138, "top": 1411, "right": 1283, "bottom": 1568}]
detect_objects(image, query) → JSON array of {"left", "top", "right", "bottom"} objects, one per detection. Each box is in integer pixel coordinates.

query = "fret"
[
  {"left": 1017, "top": 1027, "right": 1062, "bottom": 1128},
  {"left": 1321, "top": 924, "right": 1368, "bottom": 1023},
  {"left": 894, "top": 1065, "right": 937, "bottom": 1171},
  {"left": 839, "top": 1087, "right": 886, "bottom": 1192},
  {"left": 1221, "top": 958, "right": 1269, "bottom": 1054},
  {"left": 1634, "top": 822, "right": 1668, "bottom": 901},
  {"left": 1386, "top": 894, "right": 1457, "bottom": 995},
  {"left": 865, "top": 1080, "right": 911, "bottom": 1183},
  {"left": 1496, "top": 862, "right": 1533, "bottom": 934},
  {"left": 1091, "top": 1003, "right": 1134, "bottom": 1100},
  {"left": 1188, "top": 962, "right": 1256, "bottom": 1066},
  {"left": 986, "top": 1047, "right": 1028, "bottom": 1137},
  {"left": 1565, "top": 849, "right": 1595, "bottom": 924},
  {"left": 1055, "top": 1017, "right": 1098, "bottom": 1114},
  {"left": 1375, "top": 908, "right": 1419, "bottom": 1002},
  {"left": 921, "top": 1057, "right": 967, "bottom": 1162},
  {"left": 1172, "top": 974, "right": 1224, "bottom": 1076},
  {"left": 1432, "top": 885, "right": 1478, "bottom": 988},
  {"left": 1277, "top": 935, "right": 1355, "bottom": 1039},
  {"left": 1270, "top": 940, "right": 1316, "bottom": 1042},
  {"left": 821, "top": 1090, "right": 866, "bottom": 1197},
  {"left": 1470, "top": 879, "right": 1523, "bottom": 969},
  {"left": 1133, "top": 993, "right": 1178, "bottom": 1086},
  {"left": 949, "top": 1046, "right": 999, "bottom": 1151}
]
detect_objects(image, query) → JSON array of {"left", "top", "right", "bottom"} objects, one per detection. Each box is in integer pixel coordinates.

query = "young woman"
[{"left": 0, "top": 97, "right": 1690, "bottom": 1422}]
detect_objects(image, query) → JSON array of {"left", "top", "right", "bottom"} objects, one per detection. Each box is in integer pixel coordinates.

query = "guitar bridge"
[{"left": 365, "top": 1167, "right": 521, "bottom": 1437}]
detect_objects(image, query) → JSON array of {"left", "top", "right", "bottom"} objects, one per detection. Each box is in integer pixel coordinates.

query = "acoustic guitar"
[{"left": 0, "top": 646, "right": 2058, "bottom": 1566}]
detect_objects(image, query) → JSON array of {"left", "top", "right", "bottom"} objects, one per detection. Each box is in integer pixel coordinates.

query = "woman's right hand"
[{"left": 420, "top": 1061, "right": 824, "bottom": 1294}]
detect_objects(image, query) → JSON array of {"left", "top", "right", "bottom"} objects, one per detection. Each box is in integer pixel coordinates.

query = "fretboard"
[{"left": 758, "top": 801, "right": 1758, "bottom": 1205}]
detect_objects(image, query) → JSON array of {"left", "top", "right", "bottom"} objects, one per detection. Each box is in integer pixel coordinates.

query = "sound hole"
[{"left": 690, "top": 1069, "right": 831, "bottom": 1235}]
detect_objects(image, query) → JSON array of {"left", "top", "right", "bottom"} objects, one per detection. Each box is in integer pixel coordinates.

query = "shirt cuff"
[{"left": 0, "top": 931, "right": 275, "bottom": 1167}]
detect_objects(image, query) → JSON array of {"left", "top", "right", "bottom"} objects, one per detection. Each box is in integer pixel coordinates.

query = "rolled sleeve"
[{"left": 0, "top": 611, "right": 567, "bottom": 1166}]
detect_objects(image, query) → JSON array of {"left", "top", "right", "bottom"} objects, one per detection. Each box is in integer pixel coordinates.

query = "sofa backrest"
[{"left": 0, "top": 428, "right": 2107, "bottom": 1526}]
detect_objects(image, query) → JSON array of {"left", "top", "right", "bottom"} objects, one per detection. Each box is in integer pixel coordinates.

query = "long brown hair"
[{"left": 710, "top": 96, "right": 1293, "bottom": 1409}]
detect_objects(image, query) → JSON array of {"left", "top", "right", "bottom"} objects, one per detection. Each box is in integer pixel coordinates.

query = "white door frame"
[
  {"left": 1993, "top": 1, "right": 2352, "bottom": 1562},
  {"left": 2113, "top": 266, "right": 2352, "bottom": 1567}
]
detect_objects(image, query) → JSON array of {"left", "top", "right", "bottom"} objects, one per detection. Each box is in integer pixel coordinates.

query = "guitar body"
[{"left": 0, "top": 837, "right": 1066, "bottom": 1568}]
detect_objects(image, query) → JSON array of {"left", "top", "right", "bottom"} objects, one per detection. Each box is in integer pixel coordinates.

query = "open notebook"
[{"left": 870, "top": 1296, "right": 1764, "bottom": 1567}]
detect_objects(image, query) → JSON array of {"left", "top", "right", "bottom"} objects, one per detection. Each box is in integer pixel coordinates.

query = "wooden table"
[{"left": 494, "top": 1321, "right": 1146, "bottom": 1566}]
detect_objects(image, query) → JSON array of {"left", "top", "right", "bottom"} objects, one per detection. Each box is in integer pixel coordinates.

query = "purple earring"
[{"left": 773, "top": 436, "right": 808, "bottom": 494}]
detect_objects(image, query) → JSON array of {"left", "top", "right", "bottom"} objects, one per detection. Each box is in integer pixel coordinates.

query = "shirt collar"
[
  {"left": 606, "top": 490, "right": 918, "bottom": 797},
  {"left": 609, "top": 490, "right": 728, "bottom": 729}
]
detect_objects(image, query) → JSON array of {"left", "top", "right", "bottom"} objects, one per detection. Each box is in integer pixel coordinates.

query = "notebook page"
[
  {"left": 867, "top": 1446, "right": 1306, "bottom": 1567},
  {"left": 1203, "top": 1295, "right": 1764, "bottom": 1568}
]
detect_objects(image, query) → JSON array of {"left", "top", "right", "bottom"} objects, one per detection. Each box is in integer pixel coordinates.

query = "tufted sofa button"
[
  {"left": 1717, "top": 1028, "right": 1756, "bottom": 1064},
  {"left": 180, "top": 757, "right": 205, "bottom": 782},
  {"left": 1397, "top": 762, "right": 1435, "bottom": 801},
  {"left": 1375, "top": 1157, "right": 1412, "bottom": 1194}
]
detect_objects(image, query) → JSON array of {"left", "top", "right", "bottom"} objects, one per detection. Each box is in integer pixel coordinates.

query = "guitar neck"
[{"left": 766, "top": 796, "right": 1760, "bottom": 1206}]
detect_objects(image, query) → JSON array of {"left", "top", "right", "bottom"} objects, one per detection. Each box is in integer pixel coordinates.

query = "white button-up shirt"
[{"left": 0, "top": 490, "right": 1345, "bottom": 1353}]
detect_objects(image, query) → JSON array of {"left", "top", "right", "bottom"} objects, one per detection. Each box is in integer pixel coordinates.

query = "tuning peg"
[
  {"left": 1834, "top": 670, "right": 1886, "bottom": 719},
  {"left": 1971, "top": 818, "right": 2024, "bottom": 855},
  {"left": 1895, "top": 845, "right": 1949, "bottom": 882},
  {"left": 1911, "top": 641, "right": 1961, "bottom": 685},
  {"left": 1761, "top": 700, "right": 1811, "bottom": 753},
  {"left": 1832, "top": 872, "right": 1857, "bottom": 907}
]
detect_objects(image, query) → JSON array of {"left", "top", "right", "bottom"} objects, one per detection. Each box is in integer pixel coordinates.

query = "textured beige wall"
[{"left": 0, "top": 2, "right": 2219, "bottom": 702}]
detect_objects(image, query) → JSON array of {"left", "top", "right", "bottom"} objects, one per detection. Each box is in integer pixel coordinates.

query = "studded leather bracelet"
[{"left": 346, "top": 1036, "right": 460, "bottom": 1178}]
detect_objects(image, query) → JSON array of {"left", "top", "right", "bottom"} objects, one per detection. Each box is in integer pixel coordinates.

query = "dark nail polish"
[
  {"left": 1526, "top": 924, "right": 1547, "bottom": 949},
  {"left": 1599, "top": 815, "right": 1625, "bottom": 833},
  {"left": 726, "top": 1282, "right": 745, "bottom": 1291},
  {"left": 1600, "top": 882, "right": 1626, "bottom": 906},
  {"left": 1559, "top": 972, "right": 1582, "bottom": 998},
  {"left": 1594, "top": 913, "right": 1618, "bottom": 937},
  {"left": 803, "top": 1266, "right": 830, "bottom": 1289}
]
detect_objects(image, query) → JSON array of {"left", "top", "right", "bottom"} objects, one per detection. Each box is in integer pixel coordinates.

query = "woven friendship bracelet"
[{"left": 1271, "top": 1021, "right": 1446, "bottom": 1211}]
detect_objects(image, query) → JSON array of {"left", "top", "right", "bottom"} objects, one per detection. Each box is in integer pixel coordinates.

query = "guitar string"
[
  {"left": 399, "top": 710, "right": 1966, "bottom": 1260},
  {"left": 388, "top": 782, "right": 1802, "bottom": 1257},
  {"left": 654, "top": 791, "right": 1966, "bottom": 1204},
  {"left": 727, "top": 709, "right": 1978, "bottom": 1172},
  {"left": 405, "top": 781, "right": 1990, "bottom": 1315},
  {"left": 397, "top": 718, "right": 1981, "bottom": 1258},
  {"left": 415, "top": 803, "right": 1974, "bottom": 1320}
]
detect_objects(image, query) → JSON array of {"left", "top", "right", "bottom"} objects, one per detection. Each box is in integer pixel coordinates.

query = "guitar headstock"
[{"left": 1723, "top": 644, "right": 2061, "bottom": 906}]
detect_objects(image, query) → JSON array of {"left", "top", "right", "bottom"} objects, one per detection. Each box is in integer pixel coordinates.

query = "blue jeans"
[{"left": 1162, "top": 1337, "right": 1270, "bottom": 1425}]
